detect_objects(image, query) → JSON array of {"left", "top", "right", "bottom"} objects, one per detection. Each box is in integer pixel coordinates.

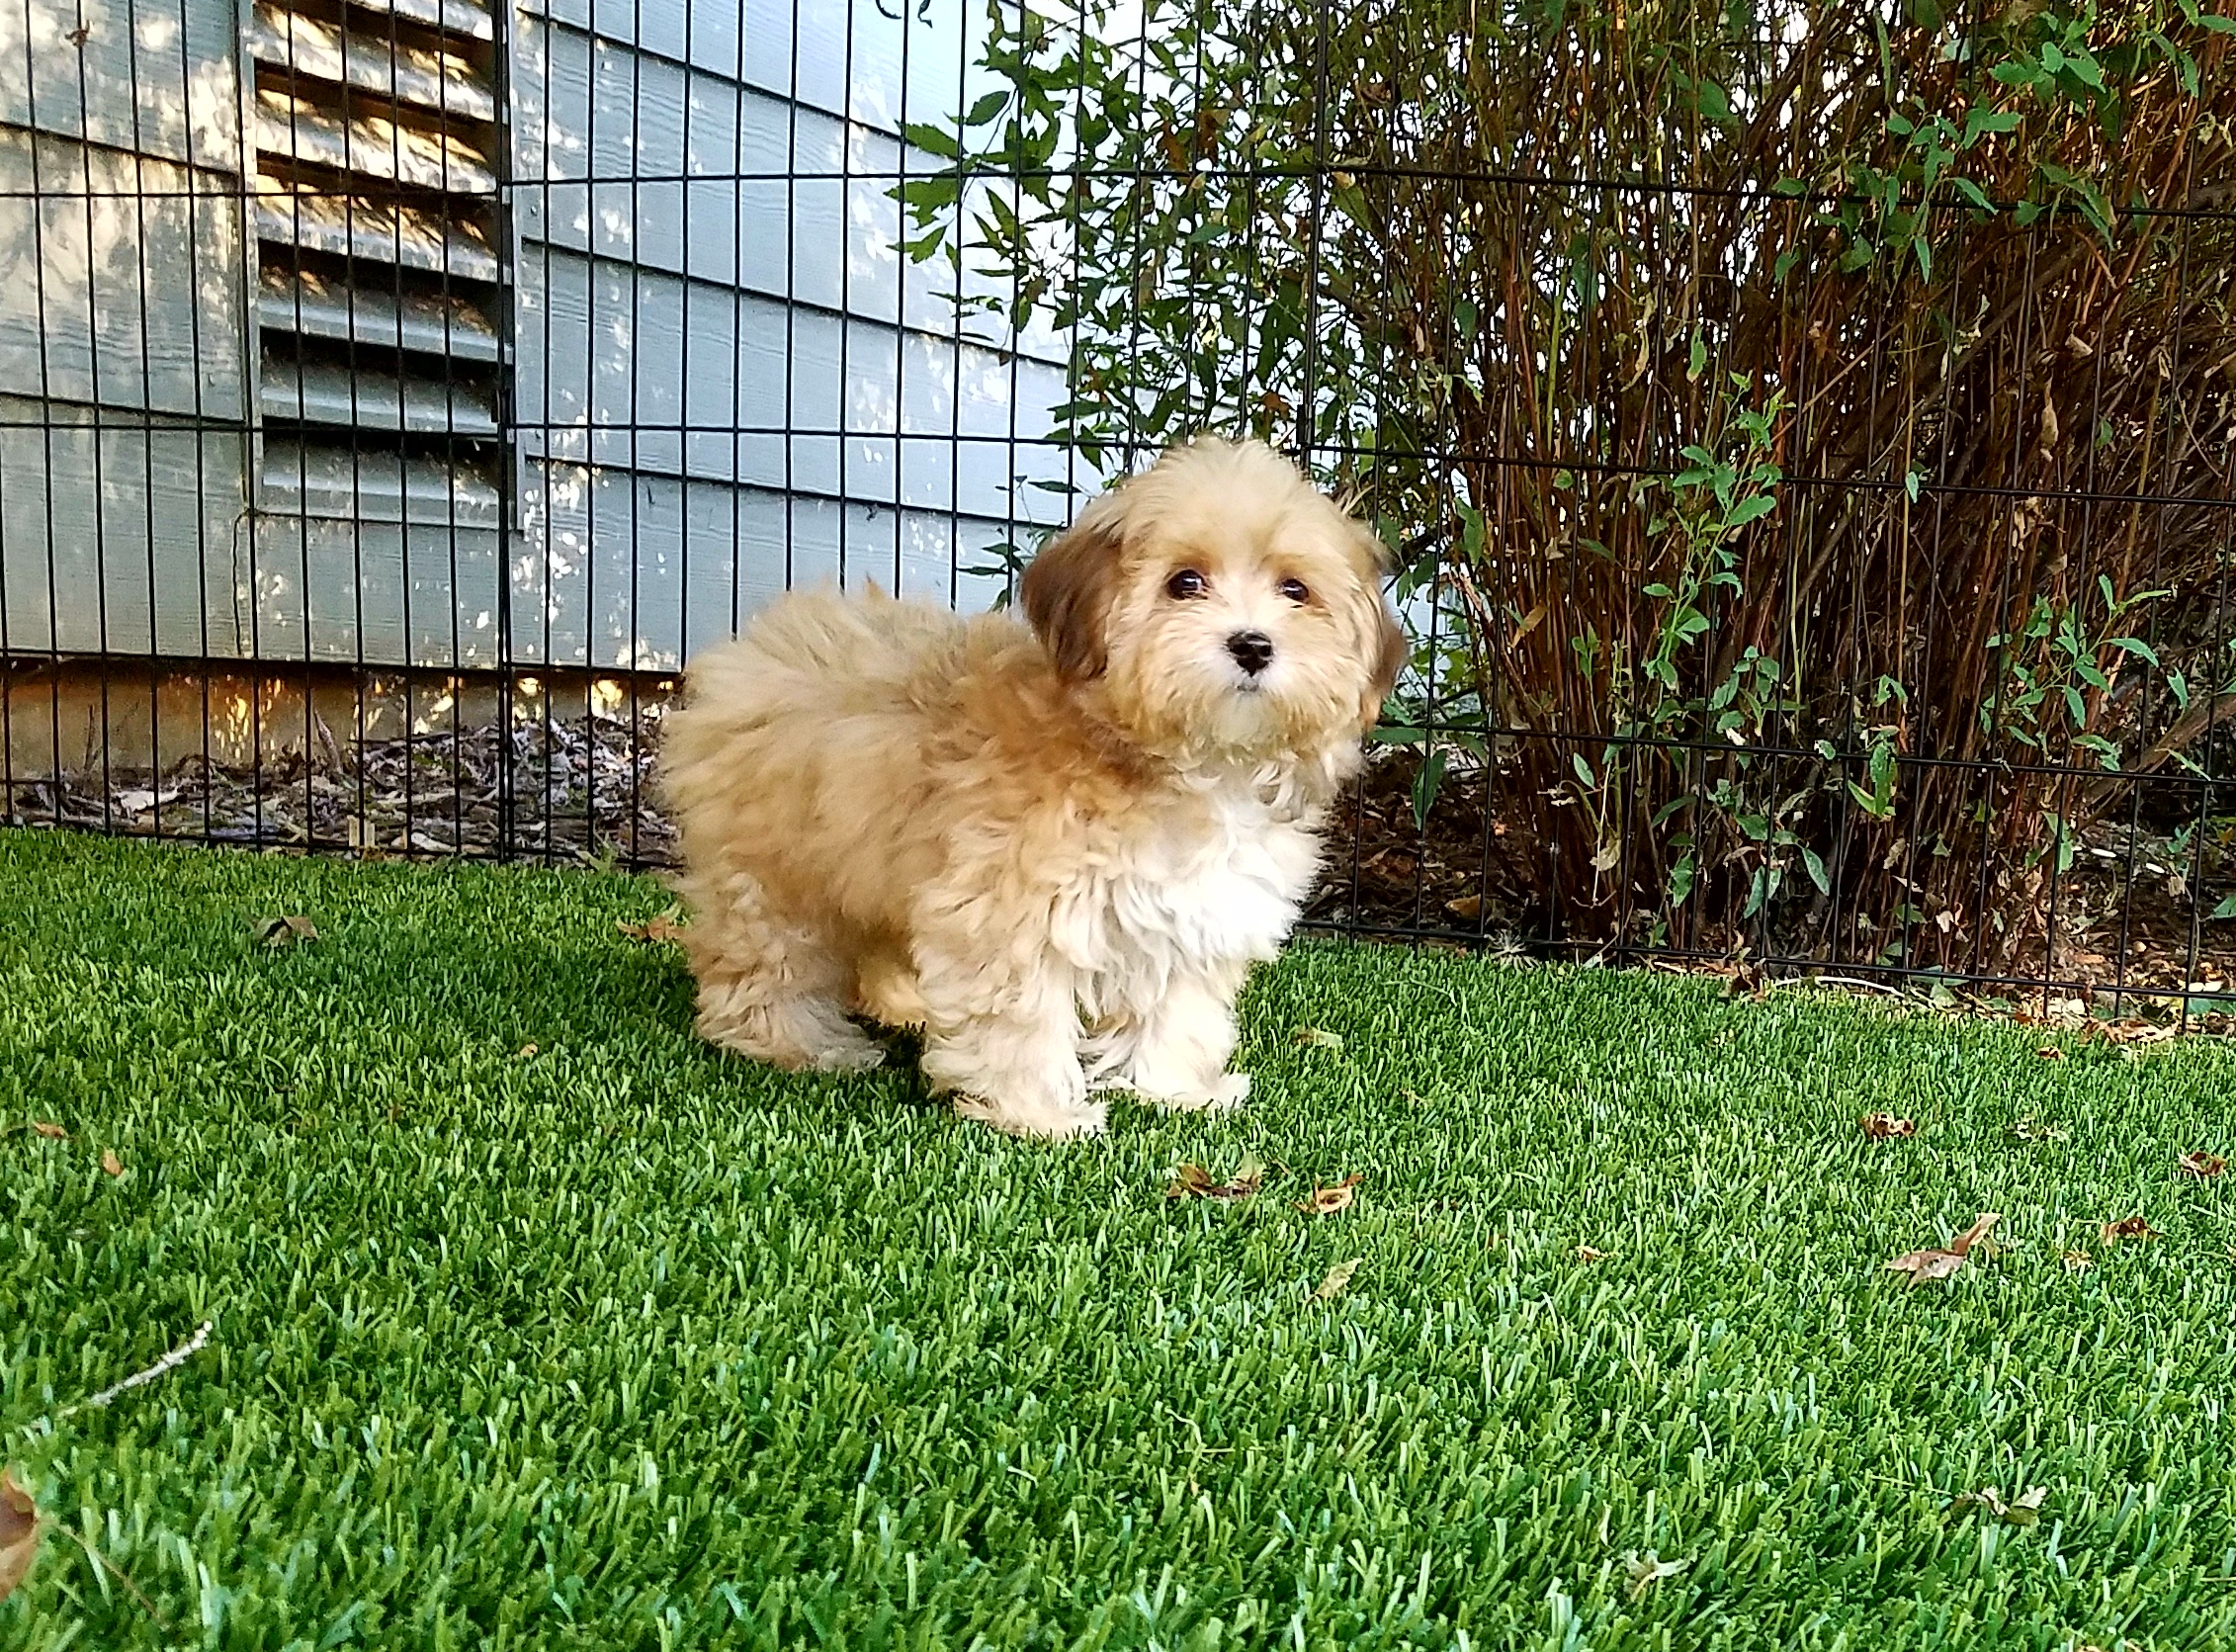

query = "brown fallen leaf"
[
  {"left": 1860, "top": 1111, "right": 1916, "bottom": 1140},
  {"left": 1949, "top": 1485, "right": 2045, "bottom": 1525},
  {"left": 2089, "top": 1019, "right": 2176, "bottom": 1047},
  {"left": 1292, "top": 1026, "right": 1344, "bottom": 1052},
  {"left": 2036, "top": 1044, "right": 2066, "bottom": 1061},
  {"left": 1623, "top": 1550, "right": 1689, "bottom": 1603},
  {"left": 253, "top": 914, "right": 318, "bottom": 948},
  {"left": 1296, "top": 1174, "right": 1361, "bottom": 1215},
  {"left": 30, "top": 1121, "right": 67, "bottom": 1141},
  {"left": 2178, "top": 1151, "right": 2226, "bottom": 1179},
  {"left": 1313, "top": 1258, "right": 1361, "bottom": 1300},
  {"left": 2100, "top": 1216, "right": 2158, "bottom": 1244},
  {"left": 1884, "top": 1211, "right": 2000, "bottom": 1284},
  {"left": 2006, "top": 1114, "right": 2068, "bottom": 1143},
  {"left": 2062, "top": 1250, "right": 2093, "bottom": 1271},
  {"left": 100, "top": 1150, "right": 124, "bottom": 1177},
  {"left": 616, "top": 912, "right": 686, "bottom": 944},
  {"left": 1166, "top": 1160, "right": 1265, "bottom": 1201},
  {"left": 0, "top": 1467, "right": 41, "bottom": 1606},
  {"left": 1575, "top": 1245, "right": 1609, "bottom": 1262}
]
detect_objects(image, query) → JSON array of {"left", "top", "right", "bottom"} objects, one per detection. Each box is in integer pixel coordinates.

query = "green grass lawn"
[{"left": 3, "top": 828, "right": 2235, "bottom": 1650}]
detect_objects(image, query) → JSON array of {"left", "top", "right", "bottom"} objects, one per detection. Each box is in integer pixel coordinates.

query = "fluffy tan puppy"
[{"left": 660, "top": 437, "right": 1404, "bottom": 1137}]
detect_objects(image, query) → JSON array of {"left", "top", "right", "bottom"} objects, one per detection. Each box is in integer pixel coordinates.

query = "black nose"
[{"left": 1226, "top": 630, "right": 1274, "bottom": 675}]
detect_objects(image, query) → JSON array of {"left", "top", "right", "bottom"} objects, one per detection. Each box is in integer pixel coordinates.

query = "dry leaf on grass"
[
  {"left": 1292, "top": 1026, "right": 1344, "bottom": 1051},
  {"left": 2063, "top": 1250, "right": 2093, "bottom": 1271},
  {"left": 1885, "top": 1212, "right": 2000, "bottom": 1285},
  {"left": 1949, "top": 1485, "right": 2046, "bottom": 1525},
  {"left": 1314, "top": 1259, "right": 1361, "bottom": 1300},
  {"left": 2100, "top": 1216, "right": 2158, "bottom": 1244},
  {"left": 2089, "top": 1019, "right": 2177, "bottom": 1047},
  {"left": 1623, "top": 1550, "right": 1689, "bottom": 1603},
  {"left": 2178, "top": 1151, "right": 2226, "bottom": 1179},
  {"left": 1721, "top": 961, "right": 1766, "bottom": 1000},
  {"left": 252, "top": 914, "right": 318, "bottom": 948},
  {"left": 30, "top": 1121, "right": 66, "bottom": 1141},
  {"left": 1296, "top": 1174, "right": 1361, "bottom": 1215},
  {"left": 517, "top": 1043, "right": 540, "bottom": 1059},
  {"left": 2036, "top": 1045, "right": 2066, "bottom": 1061},
  {"left": 0, "top": 1468, "right": 41, "bottom": 1605},
  {"left": 1166, "top": 1161, "right": 1265, "bottom": 1201},
  {"left": 616, "top": 912, "right": 686, "bottom": 944},
  {"left": 100, "top": 1151, "right": 123, "bottom": 1177},
  {"left": 1860, "top": 1112, "right": 1916, "bottom": 1140},
  {"left": 1575, "top": 1245, "right": 1609, "bottom": 1262}
]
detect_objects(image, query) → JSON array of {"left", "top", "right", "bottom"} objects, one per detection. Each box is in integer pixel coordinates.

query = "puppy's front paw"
[
  {"left": 800, "top": 1022, "right": 888, "bottom": 1073},
  {"left": 952, "top": 1091, "right": 1109, "bottom": 1140},
  {"left": 1140, "top": 1071, "right": 1250, "bottom": 1114}
]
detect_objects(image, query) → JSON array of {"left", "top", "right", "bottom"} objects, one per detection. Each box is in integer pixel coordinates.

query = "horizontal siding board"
[
  {"left": 249, "top": 515, "right": 504, "bottom": 665},
  {"left": 513, "top": 19, "right": 1063, "bottom": 362},
  {"left": 0, "top": 0, "right": 242, "bottom": 171},
  {"left": 258, "top": 269, "right": 503, "bottom": 363},
  {"left": 249, "top": 5, "right": 498, "bottom": 125},
  {"left": 260, "top": 440, "right": 502, "bottom": 528},
  {"left": 0, "top": 129, "right": 247, "bottom": 419},
  {"left": 255, "top": 87, "right": 498, "bottom": 194},
  {"left": 253, "top": 179, "right": 502, "bottom": 282},
  {"left": 511, "top": 462, "right": 1014, "bottom": 669},
  {"left": 0, "top": 401, "right": 248, "bottom": 656}
]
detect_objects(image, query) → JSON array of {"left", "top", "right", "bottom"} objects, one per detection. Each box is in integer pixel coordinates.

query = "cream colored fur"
[{"left": 659, "top": 437, "right": 1405, "bottom": 1137}]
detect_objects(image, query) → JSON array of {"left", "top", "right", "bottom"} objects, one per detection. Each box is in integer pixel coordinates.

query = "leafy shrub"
[{"left": 903, "top": 0, "right": 2236, "bottom": 966}]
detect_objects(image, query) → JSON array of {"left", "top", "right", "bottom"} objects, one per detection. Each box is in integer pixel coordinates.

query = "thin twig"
[
  {"left": 68, "top": 1530, "right": 168, "bottom": 1626},
  {"left": 53, "top": 1322, "right": 214, "bottom": 1422},
  {"left": 1767, "top": 974, "right": 1907, "bottom": 998}
]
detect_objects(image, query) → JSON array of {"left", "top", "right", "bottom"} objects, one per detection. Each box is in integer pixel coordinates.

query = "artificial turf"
[{"left": 2, "top": 827, "right": 2234, "bottom": 1650}]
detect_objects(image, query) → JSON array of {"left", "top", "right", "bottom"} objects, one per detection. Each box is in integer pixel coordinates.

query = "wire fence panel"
[{"left": 1, "top": 0, "right": 2231, "bottom": 1021}]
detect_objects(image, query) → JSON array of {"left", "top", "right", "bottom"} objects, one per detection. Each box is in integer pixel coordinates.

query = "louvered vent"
[{"left": 250, "top": 0, "right": 505, "bottom": 661}]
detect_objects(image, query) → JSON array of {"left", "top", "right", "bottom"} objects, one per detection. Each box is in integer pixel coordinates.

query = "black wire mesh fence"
[{"left": 1, "top": 0, "right": 2232, "bottom": 1020}]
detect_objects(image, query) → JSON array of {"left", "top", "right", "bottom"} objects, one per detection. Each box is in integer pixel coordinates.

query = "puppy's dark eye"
[
  {"left": 1165, "top": 568, "right": 1207, "bottom": 599},
  {"left": 1277, "top": 576, "right": 1311, "bottom": 604}
]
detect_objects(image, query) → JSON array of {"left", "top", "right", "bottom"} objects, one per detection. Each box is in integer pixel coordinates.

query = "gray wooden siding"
[{"left": 0, "top": 0, "right": 1101, "bottom": 674}]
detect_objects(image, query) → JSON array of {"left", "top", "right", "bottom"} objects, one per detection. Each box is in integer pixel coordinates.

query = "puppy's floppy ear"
[
  {"left": 1021, "top": 503, "right": 1125, "bottom": 680},
  {"left": 1346, "top": 520, "right": 1408, "bottom": 730},
  {"left": 1363, "top": 597, "right": 1409, "bottom": 731}
]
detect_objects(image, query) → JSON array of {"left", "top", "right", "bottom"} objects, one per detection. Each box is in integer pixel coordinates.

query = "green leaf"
[
  {"left": 901, "top": 122, "right": 962, "bottom": 161},
  {"left": 1801, "top": 846, "right": 1831, "bottom": 895},
  {"left": 1964, "top": 108, "right": 2022, "bottom": 142},
  {"left": 1686, "top": 333, "right": 1707, "bottom": 383},
  {"left": 1411, "top": 747, "right": 1448, "bottom": 831},
  {"left": 1725, "top": 493, "right": 1778, "bottom": 528},
  {"left": 963, "top": 90, "right": 1010, "bottom": 128},
  {"left": 1572, "top": 752, "right": 1597, "bottom": 789},
  {"left": 2107, "top": 636, "right": 2161, "bottom": 668},
  {"left": 2211, "top": 895, "right": 2236, "bottom": 921}
]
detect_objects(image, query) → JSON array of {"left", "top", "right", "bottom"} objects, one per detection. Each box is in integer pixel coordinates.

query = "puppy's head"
[{"left": 1021, "top": 437, "right": 1406, "bottom": 766}]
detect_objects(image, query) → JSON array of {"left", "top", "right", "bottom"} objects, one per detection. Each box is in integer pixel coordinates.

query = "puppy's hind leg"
[{"left": 682, "top": 871, "right": 884, "bottom": 1074}]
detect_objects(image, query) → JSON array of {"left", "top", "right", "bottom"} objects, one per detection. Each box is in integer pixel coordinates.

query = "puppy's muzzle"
[{"left": 1225, "top": 629, "right": 1274, "bottom": 676}]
